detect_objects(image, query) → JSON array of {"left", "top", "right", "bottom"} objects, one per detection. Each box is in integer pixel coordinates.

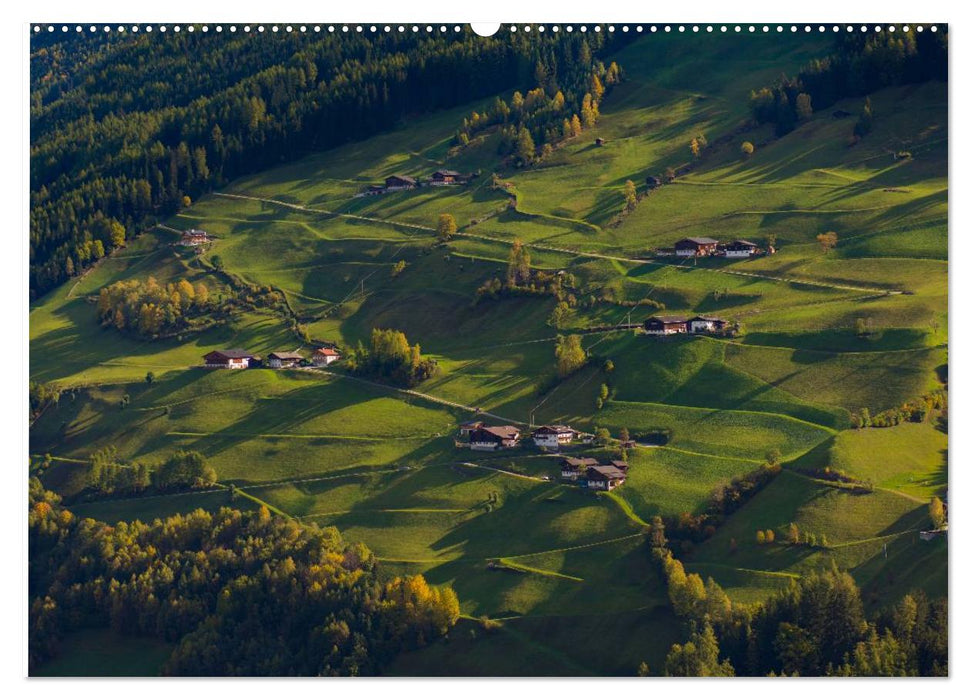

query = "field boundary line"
[
  {"left": 826, "top": 529, "right": 923, "bottom": 549},
  {"left": 214, "top": 191, "right": 894, "bottom": 294},
  {"left": 495, "top": 558, "right": 585, "bottom": 582},
  {"left": 687, "top": 561, "right": 801, "bottom": 579},
  {"left": 374, "top": 532, "right": 649, "bottom": 566}
]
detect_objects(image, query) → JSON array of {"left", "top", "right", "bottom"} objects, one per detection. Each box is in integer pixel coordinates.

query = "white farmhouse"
[{"left": 532, "top": 425, "right": 576, "bottom": 449}]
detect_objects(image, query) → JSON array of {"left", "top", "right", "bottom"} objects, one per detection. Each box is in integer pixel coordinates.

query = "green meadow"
[{"left": 29, "top": 31, "right": 946, "bottom": 675}]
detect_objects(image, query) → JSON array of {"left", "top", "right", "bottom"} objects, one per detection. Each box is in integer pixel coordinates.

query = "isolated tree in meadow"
[
  {"left": 623, "top": 180, "right": 638, "bottom": 214},
  {"left": 690, "top": 137, "right": 701, "bottom": 159},
  {"left": 619, "top": 427, "right": 630, "bottom": 443},
  {"left": 765, "top": 448, "right": 782, "bottom": 466},
  {"left": 506, "top": 239, "right": 531, "bottom": 286},
  {"left": 854, "top": 97, "right": 874, "bottom": 138},
  {"left": 796, "top": 93, "right": 813, "bottom": 121},
  {"left": 548, "top": 301, "right": 572, "bottom": 329},
  {"left": 437, "top": 214, "right": 457, "bottom": 242},
  {"left": 765, "top": 529, "right": 775, "bottom": 544},
  {"left": 594, "top": 427, "right": 611, "bottom": 446},
  {"left": 210, "top": 254, "right": 224, "bottom": 270},
  {"left": 928, "top": 497, "right": 946, "bottom": 529},
  {"left": 740, "top": 141, "right": 755, "bottom": 158},
  {"left": 391, "top": 260, "right": 407, "bottom": 278},
  {"left": 145, "top": 371, "right": 155, "bottom": 385},
  {"left": 555, "top": 334, "right": 587, "bottom": 378},
  {"left": 756, "top": 530, "right": 766, "bottom": 545},
  {"left": 817, "top": 231, "right": 838, "bottom": 253}
]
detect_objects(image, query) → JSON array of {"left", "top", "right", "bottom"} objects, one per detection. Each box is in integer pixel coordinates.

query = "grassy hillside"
[{"left": 29, "top": 31, "right": 947, "bottom": 675}]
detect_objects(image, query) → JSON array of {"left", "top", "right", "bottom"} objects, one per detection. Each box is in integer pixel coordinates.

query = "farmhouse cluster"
[
  {"left": 560, "top": 457, "right": 629, "bottom": 491},
  {"left": 361, "top": 170, "right": 475, "bottom": 196},
  {"left": 456, "top": 422, "right": 627, "bottom": 491},
  {"left": 658, "top": 236, "right": 772, "bottom": 258},
  {"left": 202, "top": 346, "right": 340, "bottom": 370},
  {"left": 643, "top": 314, "right": 731, "bottom": 336},
  {"left": 459, "top": 422, "right": 593, "bottom": 451}
]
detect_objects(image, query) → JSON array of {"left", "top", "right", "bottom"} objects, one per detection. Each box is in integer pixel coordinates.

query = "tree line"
[
  {"left": 30, "top": 28, "right": 636, "bottom": 298},
  {"left": 645, "top": 516, "right": 947, "bottom": 677},
  {"left": 28, "top": 478, "right": 460, "bottom": 675},
  {"left": 453, "top": 52, "right": 622, "bottom": 165},
  {"left": 84, "top": 448, "right": 217, "bottom": 497},
  {"left": 749, "top": 29, "right": 946, "bottom": 136}
]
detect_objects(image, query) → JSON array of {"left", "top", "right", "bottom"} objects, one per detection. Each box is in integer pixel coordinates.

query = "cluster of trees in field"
[
  {"left": 661, "top": 456, "right": 783, "bottom": 556},
  {"left": 452, "top": 41, "right": 622, "bottom": 165},
  {"left": 30, "top": 28, "right": 637, "bottom": 298},
  {"left": 29, "top": 381, "right": 62, "bottom": 420},
  {"left": 97, "top": 276, "right": 211, "bottom": 338},
  {"left": 474, "top": 240, "right": 586, "bottom": 325},
  {"left": 84, "top": 448, "right": 217, "bottom": 497},
  {"left": 28, "top": 479, "right": 460, "bottom": 675},
  {"left": 645, "top": 516, "right": 947, "bottom": 676},
  {"left": 749, "top": 29, "right": 947, "bottom": 136},
  {"left": 345, "top": 328, "right": 438, "bottom": 388},
  {"left": 755, "top": 522, "right": 829, "bottom": 549},
  {"left": 554, "top": 334, "right": 587, "bottom": 378},
  {"left": 850, "top": 388, "right": 946, "bottom": 429}
]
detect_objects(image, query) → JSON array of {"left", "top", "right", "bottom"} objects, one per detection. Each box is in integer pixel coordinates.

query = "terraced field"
[{"left": 29, "top": 30, "right": 947, "bottom": 675}]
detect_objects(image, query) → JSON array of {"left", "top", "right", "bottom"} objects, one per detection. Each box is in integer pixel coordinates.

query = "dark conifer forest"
[{"left": 29, "top": 28, "right": 633, "bottom": 297}]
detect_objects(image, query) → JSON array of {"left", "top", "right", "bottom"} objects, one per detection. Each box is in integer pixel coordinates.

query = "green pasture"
[{"left": 28, "top": 29, "right": 948, "bottom": 663}]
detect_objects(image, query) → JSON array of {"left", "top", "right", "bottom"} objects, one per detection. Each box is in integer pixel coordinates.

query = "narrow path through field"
[
  {"left": 301, "top": 366, "right": 528, "bottom": 425},
  {"left": 212, "top": 191, "right": 898, "bottom": 295},
  {"left": 458, "top": 461, "right": 548, "bottom": 482}
]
